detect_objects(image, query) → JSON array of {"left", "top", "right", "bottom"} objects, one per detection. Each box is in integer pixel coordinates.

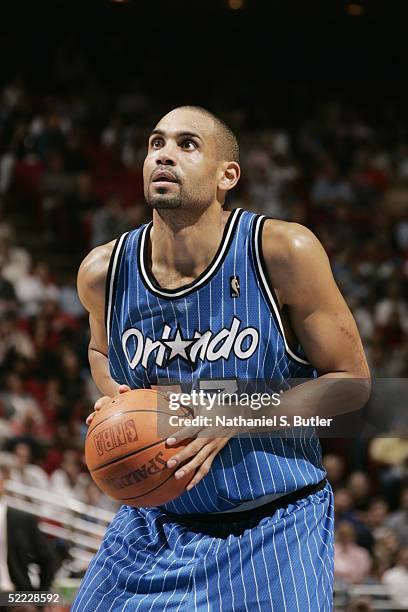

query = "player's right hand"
[{"left": 86, "top": 384, "right": 131, "bottom": 425}]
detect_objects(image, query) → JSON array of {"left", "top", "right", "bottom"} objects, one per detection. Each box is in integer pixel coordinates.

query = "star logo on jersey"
[
  {"left": 163, "top": 327, "right": 194, "bottom": 361},
  {"left": 121, "top": 316, "right": 260, "bottom": 371}
]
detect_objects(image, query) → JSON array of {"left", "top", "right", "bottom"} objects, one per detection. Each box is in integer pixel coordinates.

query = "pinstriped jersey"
[{"left": 105, "top": 208, "right": 326, "bottom": 513}]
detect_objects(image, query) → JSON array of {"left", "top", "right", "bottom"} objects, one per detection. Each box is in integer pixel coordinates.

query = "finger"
[
  {"left": 185, "top": 448, "right": 218, "bottom": 491},
  {"left": 118, "top": 385, "right": 131, "bottom": 394},
  {"left": 93, "top": 396, "right": 111, "bottom": 411},
  {"left": 86, "top": 412, "right": 96, "bottom": 425},
  {"left": 173, "top": 442, "right": 215, "bottom": 480},
  {"left": 166, "top": 437, "right": 211, "bottom": 469},
  {"left": 166, "top": 424, "right": 204, "bottom": 445}
]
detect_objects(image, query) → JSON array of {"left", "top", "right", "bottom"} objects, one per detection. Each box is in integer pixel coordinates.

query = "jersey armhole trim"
[
  {"left": 252, "top": 215, "right": 311, "bottom": 366},
  {"left": 105, "top": 232, "right": 130, "bottom": 344}
]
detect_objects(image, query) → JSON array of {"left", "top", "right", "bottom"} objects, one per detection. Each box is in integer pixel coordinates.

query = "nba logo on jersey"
[{"left": 230, "top": 275, "right": 240, "bottom": 298}]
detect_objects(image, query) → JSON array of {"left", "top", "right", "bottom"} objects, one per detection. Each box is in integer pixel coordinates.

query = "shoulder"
[
  {"left": 77, "top": 239, "right": 117, "bottom": 313},
  {"left": 260, "top": 219, "right": 332, "bottom": 305},
  {"left": 261, "top": 219, "right": 326, "bottom": 266}
]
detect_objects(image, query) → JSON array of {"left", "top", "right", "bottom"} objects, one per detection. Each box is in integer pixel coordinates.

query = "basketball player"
[{"left": 72, "top": 106, "right": 370, "bottom": 611}]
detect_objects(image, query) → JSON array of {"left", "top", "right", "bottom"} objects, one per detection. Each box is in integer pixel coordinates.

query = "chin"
[{"left": 148, "top": 196, "right": 182, "bottom": 209}]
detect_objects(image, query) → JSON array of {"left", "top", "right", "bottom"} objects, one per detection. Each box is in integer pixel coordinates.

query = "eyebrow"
[{"left": 149, "top": 129, "right": 202, "bottom": 141}]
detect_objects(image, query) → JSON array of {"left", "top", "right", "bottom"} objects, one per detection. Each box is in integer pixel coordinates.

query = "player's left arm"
[{"left": 263, "top": 219, "right": 370, "bottom": 381}]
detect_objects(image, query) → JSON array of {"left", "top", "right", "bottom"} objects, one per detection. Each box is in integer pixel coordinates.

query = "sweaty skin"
[{"left": 78, "top": 107, "right": 371, "bottom": 491}]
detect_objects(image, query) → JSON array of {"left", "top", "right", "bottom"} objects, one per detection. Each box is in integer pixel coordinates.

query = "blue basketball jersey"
[{"left": 105, "top": 208, "right": 326, "bottom": 513}]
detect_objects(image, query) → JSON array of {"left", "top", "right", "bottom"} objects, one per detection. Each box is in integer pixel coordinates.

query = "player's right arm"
[{"left": 77, "top": 241, "right": 130, "bottom": 423}]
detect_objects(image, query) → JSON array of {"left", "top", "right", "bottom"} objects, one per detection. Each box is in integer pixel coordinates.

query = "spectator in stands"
[
  {"left": 59, "top": 273, "right": 85, "bottom": 318},
  {"left": 323, "top": 453, "right": 346, "bottom": 489},
  {"left": 375, "top": 282, "right": 408, "bottom": 337},
  {"left": 90, "top": 194, "right": 129, "bottom": 248},
  {"left": 386, "top": 487, "right": 408, "bottom": 546},
  {"left": 50, "top": 449, "right": 90, "bottom": 501},
  {"left": 364, "top": 498, "right": 389, "bottom": 534},
  {"left": 334, "top": 521, "right": 372, "bottom": 584},
  {"left": 0, "top": 226, "right": 31, "bottom": 288},
  {"left": 382, "top": 546, "right": 408, "bottom": 609},
  {"left": 0, "top": 312, "right": 36, "bottom": 367},
  {"left": 334, "top": 486, "right": 374, "bottom": 552},
  {"left": 8, "top": 441, "right": 48, "bottom": 490},
  {"left": 311, "top": 160, "right": 354, "bottom": 208},
  {"left": 346, "top": 598, "right": 374, "bottom": 612},
  {"left": 63, "top": 173, "right": 100, "bottom": 248},
  {"left": 0, "top": 374, "right": 44, "bottom": 439},
  {"left": 370, "top": 437, "right": 408, "bottom": 507},
  {"left": 54, "top": 346, "right": 90, "bottom": 424},
  {"left": 0, "top": 262, "right": 17, "bottom": 317},
  {"left": 347, "top": 471, "right": 372, "bottom": 513},
  {"left": 14, "top": 261, "right": 59, "bottom": 318},
  {"left": 0, "top": 466, "right": 56, "bottom": 596},
  {"left": 373, "top": 527, "right": 400, "bottom": 575},
  {"left": 334, "top": 487, "right": 355, "bottom": 522}
]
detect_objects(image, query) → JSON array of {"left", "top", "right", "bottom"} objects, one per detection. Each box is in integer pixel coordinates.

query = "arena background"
[{"left": 0, "top": 1, "right": 407, "bottom": 610}]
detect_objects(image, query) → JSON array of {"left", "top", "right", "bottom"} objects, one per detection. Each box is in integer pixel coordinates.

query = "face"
[{"left": 143, "top": 109, "right": 234, "bottom": 212}]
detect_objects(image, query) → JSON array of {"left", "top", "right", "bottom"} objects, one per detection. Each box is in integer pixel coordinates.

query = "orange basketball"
[{"left": 85, "top": 389, "right": 192, "bottom": 507}]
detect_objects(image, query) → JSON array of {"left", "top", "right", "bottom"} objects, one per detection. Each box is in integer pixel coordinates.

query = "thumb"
[{"left": 118, "top": 385, "right": 131, "bottom": 394}]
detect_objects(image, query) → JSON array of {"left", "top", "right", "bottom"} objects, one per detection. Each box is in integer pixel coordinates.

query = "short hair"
[{"left": 174, "top": 105, "right": 240, "bottom": 163}]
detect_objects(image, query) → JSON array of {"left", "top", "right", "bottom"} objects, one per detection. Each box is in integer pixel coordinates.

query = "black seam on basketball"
[
  {"left": 87, "top": 408, "right": 175, "bottom": 438},
  {"left": 117, "top": 468, "right": 181, "bottom": 501},
  {"left": 90, "top": 437, "right": 170, "bottom": 472}
]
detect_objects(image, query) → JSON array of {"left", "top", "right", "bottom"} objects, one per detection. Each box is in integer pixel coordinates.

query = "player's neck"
[{"left": 149, "top": 205, "right": 229, "bottom": 287}]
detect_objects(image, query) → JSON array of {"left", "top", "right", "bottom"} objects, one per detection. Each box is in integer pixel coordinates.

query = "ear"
[{"left": 218, "top": 161, "right": 241, "bottom": 193}]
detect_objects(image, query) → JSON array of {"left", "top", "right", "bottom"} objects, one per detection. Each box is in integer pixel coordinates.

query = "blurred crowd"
[{"left": 0, "top": 74, "right": 408, "bottom": 607}]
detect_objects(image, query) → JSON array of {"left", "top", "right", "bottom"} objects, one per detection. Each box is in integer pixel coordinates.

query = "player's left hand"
[{"left": 166, "top": 425, "right": 239, "bottom": 492}]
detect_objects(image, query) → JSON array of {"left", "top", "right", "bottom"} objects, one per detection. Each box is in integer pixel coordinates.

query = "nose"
[{"left": 155, "top": 142, "right": 176, "bottom": 166}]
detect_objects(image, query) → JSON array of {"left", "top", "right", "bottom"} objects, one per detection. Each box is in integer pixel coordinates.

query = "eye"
[
  {"left": 180, "top": 139, "right": 197, "bottom": 151},
  {"left": 151, "top": 138, "right": 164, "bottom": 149}
]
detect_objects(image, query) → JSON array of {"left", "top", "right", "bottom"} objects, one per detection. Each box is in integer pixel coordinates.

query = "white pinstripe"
[
  {"left": 76, "top": 513, "right": 147, "bottom": 611},
  {"left": 97, "top": 516, "right": 161, "bottom": 611},
  {"left": 214, "top": 537, "right": 223, "bottom": 612},
  {"left": 236, "top": 537, "right": 250, "bottom": 612},
  {"left": 73, "top": 509, "right": 130, "bottom": 609},
  {"left": 248, "top": 527, "right": 262, "bottom": 612},
  {"left": 281, "top": 513, "right": 301, "bottom": 610},
  {"left": 292, "top": 508, "right": 312, "bottom": 612},
  {"left": 173, "top": 564, "right": 194, "bottom": 612},
  {"left": 225, "top": 535, "right": 236, "bottom": 611},
  {"left": 120, "top": 534, "right": 176, "bottom": 612},
  {"left": 259, "top": 520, "right": 274, "bottom": 612},
  {"left": 271, "top": 521, "right": 288, "bottom": 612},
  {"left": 132, "top": 530, "right": 185, "bottom": 612},
  {"left": 162, "top": 534, "right": 201, "bottom": 612}
]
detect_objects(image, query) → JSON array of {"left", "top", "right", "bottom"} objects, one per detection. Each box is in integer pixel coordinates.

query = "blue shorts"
[{"left": 72, "top": 483, "right": 334, "bottom": 612}]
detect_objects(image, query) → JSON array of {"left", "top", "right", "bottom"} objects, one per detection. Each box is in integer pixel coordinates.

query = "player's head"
[{"left": 143, "top": 106, "right": 240, "bottom": 212}]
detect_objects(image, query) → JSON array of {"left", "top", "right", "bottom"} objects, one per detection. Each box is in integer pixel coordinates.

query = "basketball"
[{"left": 85, "top": 389, "right": 192, "bottom": 507}]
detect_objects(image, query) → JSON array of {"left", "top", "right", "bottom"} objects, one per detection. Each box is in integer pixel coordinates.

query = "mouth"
[{"left": 152, "top": 170, "right": 179, "bottom": 184}]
